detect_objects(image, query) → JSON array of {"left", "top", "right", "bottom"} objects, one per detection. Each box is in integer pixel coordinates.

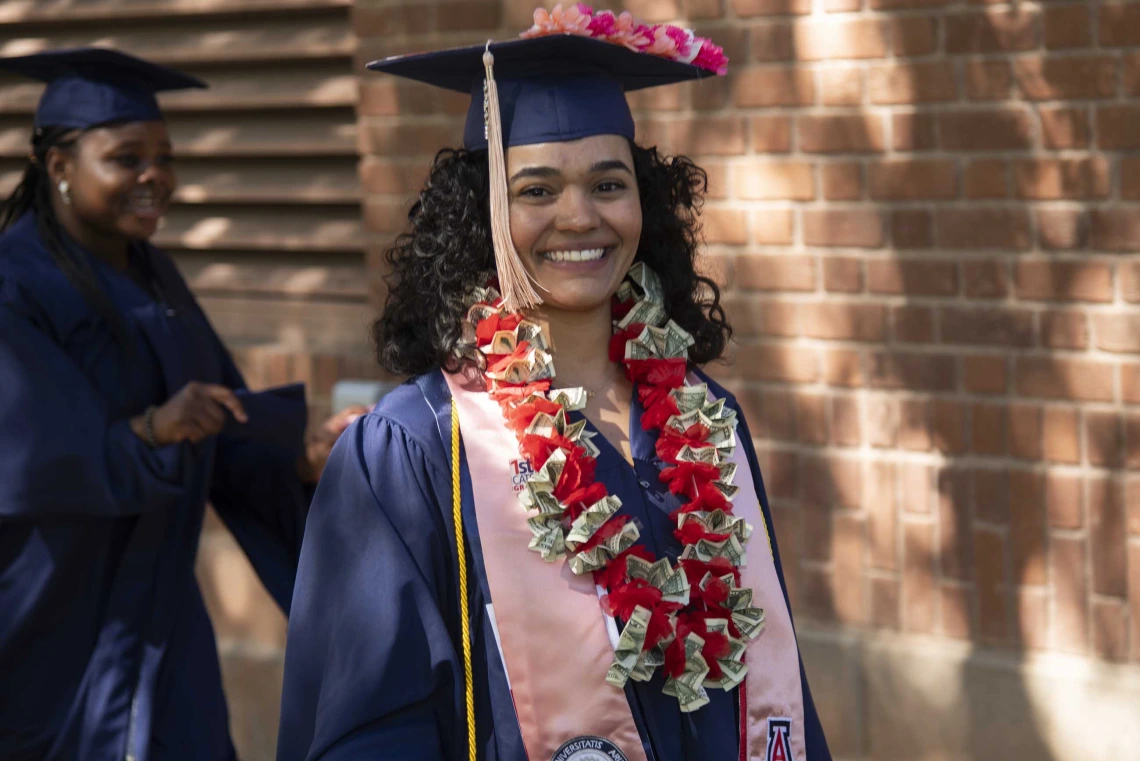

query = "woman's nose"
[
  {"left": 135, "top": 160, "right": 168, "bottom": 186},
  {"left": 555, "top": 187, "right": 600, "bottom": 232}
]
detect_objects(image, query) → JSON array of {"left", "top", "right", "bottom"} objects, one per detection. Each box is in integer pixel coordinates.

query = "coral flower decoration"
[
  {"left": 521, "top": 3, "right": 595, "bottom": 37},
  {"left": 519, "top": 4, "right": 729, "bottom": 75}
]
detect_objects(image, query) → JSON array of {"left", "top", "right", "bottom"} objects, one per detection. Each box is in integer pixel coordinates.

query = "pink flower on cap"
[
  {"left": 518, "top": 4, "right": 728, "bottom": 75},
  {"left": 521, "top": 3, "right": 594, "bottom": 38},
  {"left": 644, "top": 24, "right": 695, "bottom": 60},
  {"left": 691, "top": 37, "right": 729, "bottom": 76},
  {"left": 589, "top": 9, "right": 653, "bottom": 51}
]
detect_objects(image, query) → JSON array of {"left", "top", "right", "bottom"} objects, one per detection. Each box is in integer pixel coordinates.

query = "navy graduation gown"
[
  {"left": 278, "top": 370, "right": 831, "bottom": 761},
  {"left": 0, "top": 213, "right": 310, "bottom": 761}
]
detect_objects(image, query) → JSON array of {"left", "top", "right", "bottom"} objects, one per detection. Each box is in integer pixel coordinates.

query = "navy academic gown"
[
  {"left": 278, "top": 370, "right": 831, "bottom": 761},
  {"left": 0, "top": 213, "right": 310, "bottom": 761}
]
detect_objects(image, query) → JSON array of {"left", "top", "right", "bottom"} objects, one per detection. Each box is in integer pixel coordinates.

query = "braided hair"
[{"left": 0, "top": 126, "right": 135, "bottom": 355}]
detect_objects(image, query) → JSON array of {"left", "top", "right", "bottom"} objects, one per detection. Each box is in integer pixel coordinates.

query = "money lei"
[{"left": 463, "top": 264, "right": 764, "bottom": 713}]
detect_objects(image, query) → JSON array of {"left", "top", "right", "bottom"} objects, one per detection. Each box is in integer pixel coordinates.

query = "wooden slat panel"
[
  {"left": 171, "top": 250, "right": 368, "bottom": 300},
  {"left": 1, "top": 156, "right": 361, "bottom": 205},
  {"left": 197, "top": 294, "right": 374, "bottom": 352},
  {"left": 0, "top": 16, "right": 354, "bottom": 70},
  {"left": 168, "top": 111, "right": 359, "bottom": 158},
  {"left": 155, "top": 204, "right": 365, "bottom": 253},
  {"left": 0, "top": 111, "right": 359, "bottom": 159},
  {"left": 0, "top": 1, "right": 364, "bottom": 360},
  {"left": 0, "top": 159, "right": 24, "bottom": 196},
  {"left": 0, "top": 118, "right": 33, "bottom": 158},
  {"left": 0, "top": 75, "right": 357, "bottom": 114},
  {"left": 0, "top": 0, "right": 352, "bottom": 25},
  {"left": 173, "top": 157, "right": 361, "bottom": 205}
]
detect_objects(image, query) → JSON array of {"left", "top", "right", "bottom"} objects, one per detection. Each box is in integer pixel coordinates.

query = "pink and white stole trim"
[{"left": 446, "top": 370, "right": 806, "bottom": 760}]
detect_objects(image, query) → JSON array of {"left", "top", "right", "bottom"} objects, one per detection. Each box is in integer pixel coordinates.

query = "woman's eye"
[
  {"left": 114, "top": 155, "right": 141, "bottom": 169},
  {"left": 596, "top": 181, "right": 625, "bottom": 193},
  {"left": 519, "top": 186, "right": 550, "bottom": 198},
  {"left": 156, "top": 154, "right": 175, "bottom": 167}
]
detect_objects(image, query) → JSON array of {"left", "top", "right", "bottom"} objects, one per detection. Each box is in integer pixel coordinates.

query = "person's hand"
[
  {"left": 297, "top": 405, "right": 370, "bottom": 484},
  {"left": 131, "top": 382, "right": 247, "bottom": 446}
]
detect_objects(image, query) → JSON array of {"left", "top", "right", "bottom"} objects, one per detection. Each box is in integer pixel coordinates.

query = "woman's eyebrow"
[
  {"left": 589, "top": 159, "right": 633, "bottom": 176},
  {"left": 509, "top": 166, "right": 560, "bottom": 183}
]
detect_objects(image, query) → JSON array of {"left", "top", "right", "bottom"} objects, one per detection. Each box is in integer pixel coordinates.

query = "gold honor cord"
[{"left": 451, "top": 403, "right": 476, "bottom": 761}]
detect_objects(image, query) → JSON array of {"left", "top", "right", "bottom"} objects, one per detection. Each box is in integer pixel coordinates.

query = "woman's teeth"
[
  {"left": 127, "top": 190, "right": 163, "bottom": 212},
  {"left": 541, "top": 247, "right": 607, "bottom": 263}
]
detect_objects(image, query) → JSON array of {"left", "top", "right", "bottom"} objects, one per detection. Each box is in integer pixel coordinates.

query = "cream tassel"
[{"left": 483, "top": 44, "right": 542, "bottom": 313}]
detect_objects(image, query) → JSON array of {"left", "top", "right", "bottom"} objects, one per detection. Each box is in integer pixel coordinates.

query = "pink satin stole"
[
  {"left": 445, "top": 371, "right": 805, "bottom": 761},
  {"left": 723, "top": 375, "right": 807, "bottom": 760}
]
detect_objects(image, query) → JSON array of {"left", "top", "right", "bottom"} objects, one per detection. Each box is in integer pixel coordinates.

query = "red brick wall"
[{"left": 356, "top": 0, "right": 1140, "bottom": 665}]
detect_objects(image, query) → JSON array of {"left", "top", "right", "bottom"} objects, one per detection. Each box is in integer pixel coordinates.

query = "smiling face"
[
  {"left": 48, "top": 120, "right": 176, "bottom": 243},
  {"left": 506, "top": 134, "right": 642, "bottom": 314}
]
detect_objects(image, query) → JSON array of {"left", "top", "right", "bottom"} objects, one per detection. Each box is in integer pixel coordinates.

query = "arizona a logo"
[{"left": 765, "top": 718, "right": 794, "bottom": 761}]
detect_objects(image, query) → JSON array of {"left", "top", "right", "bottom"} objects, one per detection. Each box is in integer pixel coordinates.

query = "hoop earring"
[{"left": 58, "top": 180, "right": 71, "bottom": 206}]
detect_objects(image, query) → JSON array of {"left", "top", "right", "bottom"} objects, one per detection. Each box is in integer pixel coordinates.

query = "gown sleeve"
[
  {"left": 208, "top": 432, "right": 311, "bottom": 612},
  {"left": 277, "top": 413, "right": 460, "bottom": 761},
  {"left": 731, "top": 396, "right": 833, "bottom": 761},
  {"left": 207, "top": 344, "right": 312, "bottom": 612},
  {"left": 142, "top": 244, "right": 314, "bottom": 611},
  {"left": 0, "top": 276, "right": 189, "bottom": 518}
]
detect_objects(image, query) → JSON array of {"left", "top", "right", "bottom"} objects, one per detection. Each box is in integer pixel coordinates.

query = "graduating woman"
[
  {"left": 0, "top": 49, "right": 359, "bottom": 761},
  {"left": 279, "top": 7, "right": 831, "bottom": 761}
]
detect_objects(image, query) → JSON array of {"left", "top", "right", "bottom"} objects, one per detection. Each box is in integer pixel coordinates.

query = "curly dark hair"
[{"left": 373, "top": 140, "right": 732, "bottom": 377}]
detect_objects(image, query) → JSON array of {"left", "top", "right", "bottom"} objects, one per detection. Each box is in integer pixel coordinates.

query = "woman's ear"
[{"left": 44, "top": 143, "right": 75, "bottom": 187}]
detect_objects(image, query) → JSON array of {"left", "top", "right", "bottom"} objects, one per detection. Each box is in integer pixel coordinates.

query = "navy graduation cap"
[
  {"left": 367, "top": 33, "right": 716, "bottom": 151},
  {"left": 0, "top": 47, "right": 206, "bottom": 131}
]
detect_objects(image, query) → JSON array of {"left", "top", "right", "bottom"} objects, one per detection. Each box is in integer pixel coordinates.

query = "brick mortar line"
[
  {"left": 972, "top": 519, "right": 1013, "bottom": 533},
  {"left": 736, "top": 331, "right": 1134, "bottom": 352},
  {"left": 1051, "top": 527, "right": 1091, "bottom": 541},
  {"left": 721, "top": 286, "right": 1133, "bottom": 306},
  {"left": 724, "top": 368, "right": 1140, "bottom": 394},
  {"left": 732, "top": 333, "right": 1138, "bottom": 358},
  {"left": 718, "top": 197, "right": 1131, "bottom": 206},
  {"left": 710, "top": 244, "right": 1139, "bottom": 259},
  {"left": 750, "top": 437, "right": 1138, "bottom": 470},
  {"left": 769, "top": 150, "right": 1126, "bottom": 161},
  {"left": 738, "top": 389, "right": 1140, "bottom": 411},
  {"left": 687, "top": 149, "right": 1140, "bottom": 160},
  {"left": 866, "top": 567, "right": 900, "bottom": 581},
  {"left": 709, "top": 155, "right": 1140, "bottom": 171},
  {"left": 763, "top": 446, "right": 1140, "bottom": 475},
  {"left": 735, "top": 382, "right": 1135, "bottom": 411},
  {"left": 697, "top": 102, "right": 1140, "bottom": 115},
  {"left": 727, "top": 295, "right": 1140, "bottom": 311},
  {"left": 712, "top": 246, "right": 1140, "bottom": 260}
]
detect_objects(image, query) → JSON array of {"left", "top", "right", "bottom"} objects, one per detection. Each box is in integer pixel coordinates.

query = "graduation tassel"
[
  {"left": 483, "top": 43, "right": 542, "bottom": 314},
  {"left": 451, "top": 403, "right": 476, "bottom": 761}
]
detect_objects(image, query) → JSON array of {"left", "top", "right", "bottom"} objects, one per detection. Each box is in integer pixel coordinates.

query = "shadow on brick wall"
[{"left": 688, "top": 0, "right": 1122, "bottom": 757}]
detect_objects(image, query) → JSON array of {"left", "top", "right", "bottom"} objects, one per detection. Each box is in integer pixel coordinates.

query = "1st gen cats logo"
[{"left": 509, "top": 459, "right": 534, "bottom": 492}]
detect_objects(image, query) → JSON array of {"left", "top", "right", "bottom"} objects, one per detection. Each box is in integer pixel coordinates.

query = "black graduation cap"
[
  {"left": 367, "top": 34, "right": 712, "bottom": 150},
  {"left": 0, "top": 47, "right": 207, "bottom": 131}
]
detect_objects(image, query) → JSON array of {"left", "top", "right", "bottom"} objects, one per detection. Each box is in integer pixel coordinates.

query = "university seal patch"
[{"left": 550, "top": 736, "right": 629, "bottom": 761}]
